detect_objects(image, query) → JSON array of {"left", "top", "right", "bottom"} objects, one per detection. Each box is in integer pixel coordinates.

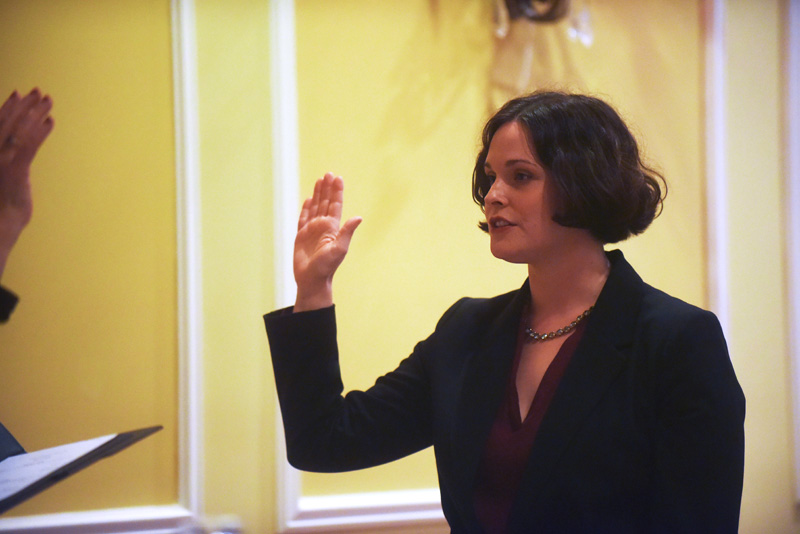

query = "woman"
[{"left": 265, "top": 91, "right": 745, "bottom": 533}]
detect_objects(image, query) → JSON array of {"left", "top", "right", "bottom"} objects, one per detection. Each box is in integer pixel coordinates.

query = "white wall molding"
[
  {"left": 269, "top": 0, "right": 446, "bottom": 531},
  {"left": 171, "top": 0, "right": 204, "bottom": 519},
  {"left": 786, "top": 0, "right": 800, "bottom": 501},
  {"left": 704, "top": 0, "right": 730, "bottom": 334},
  {"left": 0, "top": 1, "right": 203, "bottom": 531},
  {"left": 0, "top": 505, "right": 194, "bottom": 534},
  {"left": 287, "top": 489, "right": 445, "bottom": 533},
  {"left": 270, "top": 0, "right": 300, "bottom": 312},
  {"left": 269, "top": 0, "right": 301, "bottom": 529}
]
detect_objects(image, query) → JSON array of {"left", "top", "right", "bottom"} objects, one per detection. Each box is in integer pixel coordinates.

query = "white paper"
[{"left": 0, "top": 434, "right": 116, "bottom": 501}]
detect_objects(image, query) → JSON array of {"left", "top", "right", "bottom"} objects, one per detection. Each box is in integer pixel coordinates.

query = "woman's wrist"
[{"left": 294, "top": 280, "right": 334, "bottom": 312}]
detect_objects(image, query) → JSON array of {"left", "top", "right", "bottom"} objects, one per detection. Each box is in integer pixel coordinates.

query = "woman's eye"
[
  {"left": 486, "top": 175, "right": 496, "bottom": 186},
  {"left": 514, "top": 172, "right": 532, "bottom": 182}
]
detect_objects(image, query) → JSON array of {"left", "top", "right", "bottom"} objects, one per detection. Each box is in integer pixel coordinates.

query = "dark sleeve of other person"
[
  {"left": 0, "top": 285, "right": 24, "bottom": 460},
  {"left": 0, "top": 285, "right": 18, "bottom": 323}
]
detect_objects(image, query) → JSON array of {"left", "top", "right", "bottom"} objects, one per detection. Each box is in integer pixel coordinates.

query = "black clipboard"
[{"left": 0, "top": 425, "right": 162, "bottom": 515}]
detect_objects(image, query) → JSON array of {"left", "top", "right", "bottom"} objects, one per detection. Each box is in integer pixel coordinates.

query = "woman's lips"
[{"left": 488, "top": 216, "right": 514, "bottom": 230}]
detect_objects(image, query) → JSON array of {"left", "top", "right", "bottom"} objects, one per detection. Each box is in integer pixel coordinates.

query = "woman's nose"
[{"left": 485, "top": 180, "right": 506, "bottom": 205}]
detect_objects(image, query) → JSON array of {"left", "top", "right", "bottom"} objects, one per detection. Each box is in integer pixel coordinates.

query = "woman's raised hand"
[
  {"left": 293, "top": 173, "right": 362, "bottom": 312},
  {"left": 0, "top": 89, "right": 54, "bottom": 279}
]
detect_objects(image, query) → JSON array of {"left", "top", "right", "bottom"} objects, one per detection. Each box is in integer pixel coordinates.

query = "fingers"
[
  {"left": 0, "top": 89, "right": 42, "bottom": 143},
  {"left": 308, "top": 176, "right": 323, "bottom": 218},
  {"left": 0, "top": 89, "right": 54, "bottom": 157},
  {"left": 305, "top": 172, "right": 344, "bottom": 220},
  {"left": 296, "top": 172, "right": 355, "bottom": 240},
  {"left": 297, "top": 197, "right": 312, "bottom": 231},
  {"left": 315, "top": 172, "right": 341, "bottom": 219},
  {"left": 329, "top": 175, "right": 344, "bottom": 221},
  {"left": 337, "top": 216, "right": 362, "bottom": 251},
  {"left": 316, "top": 174, "right": 331, "bottom": 217},
  {"left": 17, "top": 95, "right": 54, "bottom": 145},
  {"left": 298, "top": 174, "right": 335, "bottom": 232},
  {"left": 0, "top": 92, "right": 20, "bottom": 129}
]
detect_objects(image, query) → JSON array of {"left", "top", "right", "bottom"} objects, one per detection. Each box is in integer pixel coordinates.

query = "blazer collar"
[{"left": 451, "top": 280, "right": 527, "bottom": 523}]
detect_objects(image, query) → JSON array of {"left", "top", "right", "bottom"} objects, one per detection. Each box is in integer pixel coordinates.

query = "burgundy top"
[{"left": 474, "top": 312, "right": 588, "bottom": 533}]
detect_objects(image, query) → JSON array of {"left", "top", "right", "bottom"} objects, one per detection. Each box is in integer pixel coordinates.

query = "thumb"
[{"left": 337, "top": 216, "right": 362, "bottom": 250}]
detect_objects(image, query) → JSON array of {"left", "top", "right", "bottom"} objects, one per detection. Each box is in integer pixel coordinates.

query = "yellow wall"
[
  {"left": 0, "top": 0, "right": 177, "bottom": 515},
  {"left": 194, "top": 0, "right": 275, "bottom": 529}
]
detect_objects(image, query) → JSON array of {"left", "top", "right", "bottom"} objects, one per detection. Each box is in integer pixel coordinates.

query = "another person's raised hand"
[
  {"left": 293, "top": 173, "right": 361, "bottom": 312},
  {"left": 0, "top": 89, "right": 54, "bottom": 279}
]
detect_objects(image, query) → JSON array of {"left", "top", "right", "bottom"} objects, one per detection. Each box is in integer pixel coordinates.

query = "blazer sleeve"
[
  {"left": 0, "top": 285, "right": 18, "bottom": 323},
  {"left": 264, "top": 304, "right": 443, "bottom": 472},
  {"left": 649, "top": 308, "right": 745, "bottom": 533}
]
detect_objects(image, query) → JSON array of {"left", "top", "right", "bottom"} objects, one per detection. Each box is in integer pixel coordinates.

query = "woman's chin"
[{"left": 489, "top": 244, "right": 530, "bottom": 264}]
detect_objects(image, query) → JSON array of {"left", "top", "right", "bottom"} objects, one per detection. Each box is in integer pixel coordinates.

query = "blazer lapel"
[
  {"left": 508, "top": 250, "right": 645, "bottom": 521},
  {"left": 450, "top": 284, "right": 527, "bottom": 518}
]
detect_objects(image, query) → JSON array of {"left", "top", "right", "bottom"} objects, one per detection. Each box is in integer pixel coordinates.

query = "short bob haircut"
[{"left": 472, "top": 91, "right": 666, "bottom": 244}]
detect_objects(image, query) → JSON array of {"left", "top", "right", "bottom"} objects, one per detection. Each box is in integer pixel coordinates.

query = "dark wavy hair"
[{"left": 472, "top": 91, "right": 667, "bottom": 244}]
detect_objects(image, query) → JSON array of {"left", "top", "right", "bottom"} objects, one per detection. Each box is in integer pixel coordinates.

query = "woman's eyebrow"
[
  {"left": 504, "top": 158, "right": 536, "bottom": 167},
  {"left": 485, "top": 158, "right": 537, "bottom": 170}
]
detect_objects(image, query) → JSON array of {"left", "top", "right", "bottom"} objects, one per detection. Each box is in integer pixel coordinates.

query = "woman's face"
[{"left": 483, "top": 121, "right": 579, "bottom": 264}]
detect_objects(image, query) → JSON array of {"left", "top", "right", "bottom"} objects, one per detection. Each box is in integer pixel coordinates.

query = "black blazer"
[
  {"left": 265, "top": 250, "right": 745, "bottom": 533},
  {"left": 0, "top": 285, "right": 18, "bottom": 324},
  {"left": 0, "top": 286, "right": 25, "bottom": 462}
]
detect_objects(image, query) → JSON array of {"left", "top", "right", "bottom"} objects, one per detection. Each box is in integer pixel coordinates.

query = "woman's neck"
[{"left": 526, "top": 242, "right": 610, "bottom": 325}]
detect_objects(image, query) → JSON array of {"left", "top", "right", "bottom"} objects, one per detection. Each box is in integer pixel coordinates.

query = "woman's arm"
[
  {"left": 650, "top": 309, "right": 745, "bottom": 533},
  {"left": 267, "top": 172, "right": 435, "bottom": 471},
  {"left": 265, "top": 305, "right": 435, "bottom": 472}
]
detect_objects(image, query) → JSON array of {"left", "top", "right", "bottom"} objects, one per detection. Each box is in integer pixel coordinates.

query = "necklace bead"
[{"left": 524, "top": 306, "right": 594, "bottom": 343}]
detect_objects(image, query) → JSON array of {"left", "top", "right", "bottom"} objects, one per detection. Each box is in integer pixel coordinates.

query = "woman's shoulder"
[
  {"left": 605, "top": 250, "right": 721, "bottom": 333},
  {"left": 638, "top": 281, "right": 720, "bottom": 332},
  {"left": 428, "top": 286, "right": 524, "bottom": 341},
  {"left": 443, "top": 287, "right": 521, "bottom": 319}
]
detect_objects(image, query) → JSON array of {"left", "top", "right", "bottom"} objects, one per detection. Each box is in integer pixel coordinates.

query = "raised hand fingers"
[
  {"left": 308, "top": 176, "right": 324, "bottom": 218},
  {"left": 329, "top": 175, "right": 344, "bottom": 221},
  {"left": 0, "top": 89, "right": 53, "bottom": 154},
  {"left": 16, "top": 95, "right": 54, "bottom": 146},
  {"left": 298, "top": 197, "right": 312, "bottom": 231},
  {"left": 0, "top": 92, "right": 21, "bottom": 129},
  {"left": 0, "top": 89, "right": 41, "bottom": 143},
  {"left": 336, "top": 216, "right": 362, "bottom": 251},
  {"left": 307, "top": 172, "right": 344, "bottom": 220},
  {"left": 315, "top": 173, "right": 338, "bottom": 219}
]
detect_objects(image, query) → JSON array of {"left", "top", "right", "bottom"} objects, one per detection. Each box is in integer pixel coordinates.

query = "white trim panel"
[
  {"left": 269, "top": 0, "right": 302, "bottom": 529},
  {"left": 0, "top": 505, "right": 194, "bottom": 534},
  {"left": 786, "top": 0, "right": 800, "bottom": 501},
  {"left": 704, "top": 0, "right": 730, "bottom": 334},
  {"left": 271, "top": 0, "right": 300, "bottom": 310},
  {"left": 171, "top": 0, "right": 204, "bottom": 517},
  {"left": 287, "top": 489, "right": 445, "bottom": 533}
]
